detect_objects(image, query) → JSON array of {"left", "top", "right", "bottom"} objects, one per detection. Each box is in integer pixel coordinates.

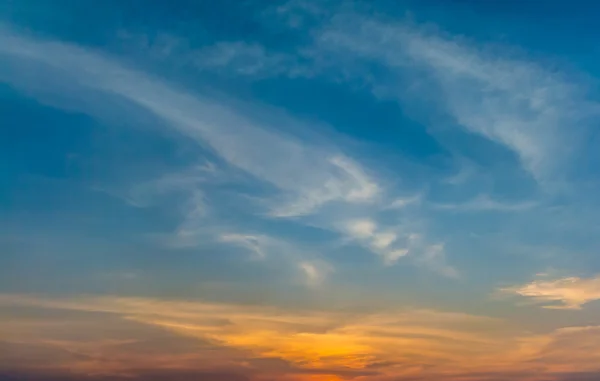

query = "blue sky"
[{"left": 2, "top": 1, "right": 600, "bottom": 381}]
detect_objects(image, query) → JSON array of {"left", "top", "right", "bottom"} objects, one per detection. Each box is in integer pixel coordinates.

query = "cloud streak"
[
  {"left": 0, "top": 25, "right": 455, "bottom": 276},
  {"left": 3, "top": 294, "right": 600, "bottom": 380},
  {"left": 501, "top": 275, "right": 600, "bottom": 309},
  {"left": 0, "top": 294, "right": 517, "bottom": 378},
  {"left": 190, "top": 8, "right": 597, "bottom": 187},
  {"left": 431, "top": 194, "right": 538, "bottom": 212},
  {"left": 307, "top": 13, "right": 598, "bottom": 185},
  {"left": 0, "top": 26, "right": 378, "bottom": 220}
]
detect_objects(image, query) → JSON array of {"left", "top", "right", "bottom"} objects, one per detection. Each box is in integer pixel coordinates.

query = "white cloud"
[
  {"left": 298, "top": 260, "right": 333, "bottom": 286},
  {"left": 388, "top": 193, "right": 421, "bottom": 209},
  {"left": 432, "top": 194, "right": 538, "bottom": 212},
  {"left": 346, "top": 219, "right": 377, "bottom": 239},
  {"left": 193, "top": 12, "right": 591, "bottom": 188},
  {"left": 94, "top": 162, "right": 217, "bottom": 211},
  {"left": 268, "top": 155, "right": 380, "bottom": 218},
  {"left": 384, "top": 249, "right": 410, "bottom": 264},
  {"left": 0, "top": 25, "right": 455, "bottom": 276},
  {"left": 371, "top": 231, "right": 397, "bottom": 249},
  {"left": 312, "top": 15, "right": 596, "bottom": 184},
  {"left": 114, "top": 10, "right": 596, "bottom": 189},
  {"left": 501, "top": 275, "right": 600, "bottom": 309},
  {"left": 0, "top": 27, "right": 380, "bottom": 222},
  {"left": 341, "top": 219, "right": 453, "bottom": 271},
  {"left": 219, "top": 233, "right": 269, "bottom": 260},
  {"left": 165, "top": 11, "right": 598, "bottom": 195},
  {"left": 343, "top": 218, "right": 405, "bottom": 263},
  {"left": 417, "top": 243, "right": 458, "bottom": 279},
  {"left": 196, "top": 41, "right": 291, "bottom": 77},
  {"left": 218, "top": 231, "right": 334, "bottom": 285},
  {"left": 329, "top": 156, "right": 380, "bottom": 202}
]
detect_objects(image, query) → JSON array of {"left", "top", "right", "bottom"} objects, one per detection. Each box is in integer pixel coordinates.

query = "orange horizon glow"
[{"left": 1, "top": 294, "right": 600, "bottom": 381}]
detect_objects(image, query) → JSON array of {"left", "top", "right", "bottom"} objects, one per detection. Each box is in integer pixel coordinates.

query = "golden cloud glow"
[{"left": 1, "top": 294, "right": 600, "bottom": 380}]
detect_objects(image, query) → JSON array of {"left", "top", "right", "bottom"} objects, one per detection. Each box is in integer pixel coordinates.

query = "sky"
[{"left": 1, "top": 1, "right": 600, "bottom": 380}]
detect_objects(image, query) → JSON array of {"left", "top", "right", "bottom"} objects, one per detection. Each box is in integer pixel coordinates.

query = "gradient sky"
[{"left": 2, "top": 1, "right": 600, "bottom": 381}]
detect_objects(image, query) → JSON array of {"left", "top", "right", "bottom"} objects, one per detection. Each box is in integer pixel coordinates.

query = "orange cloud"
[{"left": 1, "top": 294, "right": 600, "bottom": 381}]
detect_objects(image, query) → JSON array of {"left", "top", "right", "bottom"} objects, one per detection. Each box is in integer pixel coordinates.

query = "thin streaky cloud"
[
  {"left": 0, "top": 26, "right": 422, "bottom": 272},
  {"left": 0, "top": 27, "right": 378, "bottom": 220},
  {"left": 3, "top": 27, "right": 448, "bottom": 272},
  {"left": 218, "top": 232, "right": 335, "bottom": 285},
  {"left": 501, "top": 275, "right": 600, "bottom": 309},
  {"left": 431, "top": 194, "right": 538, "bottom": 212},
  {"left": 314, "top": 16, "right": 596, "bottom": 184},
  {"left": 219, "top": 234, "right": 269, "bottom": 260},
  {"left": 196, "top": 9, "right": 596, "bottom": 187},
  {"left": 387, "top": 193, "right": 422, "bottom": 209},
  {"left": 174, "top": 8, "right": 598, "bottom": 190},
  {"left": 3, "top": 294, "right": 600, "bottom": 378}
]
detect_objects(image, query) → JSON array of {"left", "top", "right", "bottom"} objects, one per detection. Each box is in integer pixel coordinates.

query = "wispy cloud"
[
  {"left": 0, "top": 26, "right": 378, "bottom": 220},
  {"left": 219, "top": 234, "right": 269, "bottom": 260},
  {"left": 196, "top": 41, "right": 289, "bottom": 77},
  {"left": 501, "top": 274, "right": 600, "bottom": 309},
  {"left": 4, "top": 293, "right": 600, "bottom": 380},
  {"left": 267, "top": 154, "right": 380, "bottom": 218},
  {"left": 189, "top": 8, "right": 596, "bottom": 187},
  {"left": 194, "top": 41, "right": 318, "bottom": 79},
  {"left": 217, "top": 231, "right": 334, "bottom": 286},
  {"left": 0, "top": 294, "right": 513, "bottom": 377},
  {"left": 387, "top": 193, "right": 422, "bottom": 209},
  {"left": 298, "top": 260, "right": 333, "bottom": 286},
  {"left": 0, "top": 25, "right": 456, "bottom": 276},
  {"left": 415, "top": 243, "right": 458, "bottom": 279},
  {"left": 432, "top": 194, "right": 538, "bottom": 212},
  {"left": 126, "top": 162, "right": 217, "bottom": 207},
  {"left": 340, "top": 218, "right": 456, "bottom": 276},
  {"left": 310, "top": 15, "right": 597, "bottom": 185},
  {"left": 343, "top": 218, "right": 407, "bottom": 265}
]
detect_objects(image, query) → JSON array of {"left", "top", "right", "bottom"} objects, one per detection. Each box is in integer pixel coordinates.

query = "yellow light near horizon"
[
  {"left": 223, "top": 330, "right": 372, "bottom": 368},
  {"left": 302, "top": 375, "right": 344, "bottom": 381}
]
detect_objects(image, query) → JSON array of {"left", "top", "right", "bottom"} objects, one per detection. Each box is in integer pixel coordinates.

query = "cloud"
[
  {"left": 268, "top": 155, "right": 380, "bottom": 218},
  {"left": 387, "top": 194, "right": 421, "bottom": 209},
  {"left": 0, "top": 25, "right": 457, "bottom": 275},
  {"left": 123, "top": 162, "right": 217, "bottom": 208},
  {"left": 219, "top": 234, "right": 269, "bottom": 260},
  {"left": 346, "top": 219, "right": 377, "bottom": 239},
  {"left": 0, "top": 294, "right": 513, "bottom": 378},
  {"left": 196, "top": 41, "right": 290, "bottom": 77},
  {"left": 341, "top": 219, "right": 455, "bottom": 275},
  {"left": 298, "top": 260, "right": 333, "bottom": 286},
  {"left": 194, "top": 8, "right": 595, "bottom": 187},
  {"left": 194, "top": 41, "right": 320, "bottom": 79},
  {"left": 371, "top": 232, "right": 397, "bottom": 250},
  {"left": 0, "top": 26, "right": 379, "bottom": 221},
  {"left": 111, "top": 6, "right": 599, "bottom": 195},
  {"left": 501, "top": 275, "right": 600, "bottom": 309},
  {"left": 218, "top": 232, "right": 334, "bottom": 285},
  {"left": 342, "top": 219, "right": 408, "bottom": 265},
  {"left": 431, "top": 194, "right": 538, "bottom": 212},
  {"left": 117, "top": 8, "right": 597, "bottom": 279},
  {"left": 512, "top": 325, "right": 600, "bottom": 374},
  {"left": 5, "top": 293, "right": 600, "bottom": 380},
  {"left": 415, "top": 243, "right": 458, "bottom": 279},
  {"left": 310, "top": 14, "right": 597, "bottom": 185}
]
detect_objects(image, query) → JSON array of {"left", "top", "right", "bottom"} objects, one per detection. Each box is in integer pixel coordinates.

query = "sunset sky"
[{"left": 2, "top": 1, "right": 600, "bottom": 380}]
